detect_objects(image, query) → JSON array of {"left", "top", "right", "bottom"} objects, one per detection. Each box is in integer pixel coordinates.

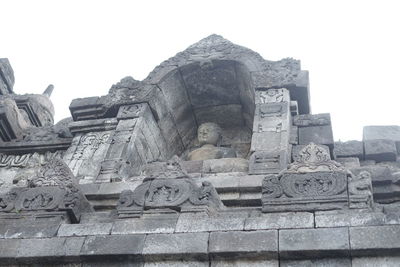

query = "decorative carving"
[
  {"left": 262, "top": 175, "right": 283, "bottom": 198},
  {"left": 261, "top": 143, "right": 371, "bottom": 212},
  {"left": 348, "top": 171, "right": 373, "bottom": 209},
  {"left": 293, "top": 113, "right": 331, "bottom": 127},
  {"left": 287, "top": 143, "right": 345, "bottom": 173},
  {"left": 257, "top": 89, "right": 287, "bottom": 104},
  {"left": 249, "top": 151, "right": 287, "bottom": 174},
  {"left": 117, "top": 104, "right": 145, "bottom": 120},
  {"left": 117, "top": 178, "right": 223, "bottom": 216},
  {"left": 145, "top": 156, "right": 188, "bottom": 179},
  {"left": 0, "top": 158, "right": 92, "bottom": 222},
  {"left": 71, "top": 132, "right": 110, "bottom": 160}
]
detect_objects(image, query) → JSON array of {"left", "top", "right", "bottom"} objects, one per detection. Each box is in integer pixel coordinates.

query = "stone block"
[
  {"left": 80, "top": 234, "right": 145, "bottom": 260},
  {"left": 58, "top": 223, "right": 113, "bottom": 237},
  {"left": 292, "top": 144, "right": 330, "bottom": 162},
  {"left": 315, "top": 210, "right": 385, "bottom": 227},
  {"left": 350, "top": 166, "right": 393, "bottom": 185},
  {"left": 251, "top": 131, "right": 288, "bottom": 152},
  {"left": 334, "top": 140, "right": 364, "bottom": 159},
  {"left": 253, "top": 116, "right": 289, "bottom": 133},
  {"left": 249, "top": 150, "right": 289, "bottom": 174},
  {"left": 279, "top": 228, "right": 350, "bottom": 259},
  {"left": 112, "top": 216, "right": 178, "bottom": 234},
  {"left": 364, "top": 139, "right": 397, "bottom": 162},
  {"left": 350, "top": 225, "right": 400, "bottom": 256},
  {"left": 17, "top": 237, "right": 85, "bottom": 263},
  {"left": 143, "top": 232, "right": 209, "bottom": 261},
  {"left": 0, "top": 238, "right": 20, "bottom": 264},
  {"left": 289, "top": 125, "right": 298, "bottom": 145},
  {"left": 181, "top": 160, "right": 203, "bottom": 173},
  {"left": 244, "top": 212, "right": 314, "bottom": 230},
  {"left": 209, "top": 230, "right": 278, "bottom": 258},
  {"left": 202, "top": 158, "right": 248, "bottom": 173},
  {"left": 363, "top": 126, "right": 400, "bottom": 142},
  {"left": 211, "top": 259, "right": 278, "bottom": 267},
  {"left": 0, "top": 58, "right": 15, "bottom": 94},
  {"left": 281, "top": 258, "right": 351, "bottom": 267},
  {"left": 352, "top": 256, "right": 400, "bottom": 267},
  {"left": 298, "top": 125, "right": 334, "bottom": 149},
  {"left": 175, "top": 213, "right": 245, "bottom": 233},
  {"left": 238, "top": 175, "right": 264, "bottom": 191},
  {"left": 293, "top": 113, "right": 331, "bottom": 127},
  {"left": 145, "top": 260, "right": 208, "bottom": 267},
  {"left": 336, "top": 157, "right": 360, "bottom": 168},
  {"left": 0, "top": 216, "right": 62, "bottom": 239},
  {"left": 199, "top": 174, "right": 240, "bottom": 192}
]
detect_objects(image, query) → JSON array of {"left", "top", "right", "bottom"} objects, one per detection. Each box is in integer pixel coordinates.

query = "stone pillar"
[
  {"left": 96, "top": 103, "right": 168, "bottom": 182},
  {"left": 249, "top": 88, "right": 291, "bottom": 174}
]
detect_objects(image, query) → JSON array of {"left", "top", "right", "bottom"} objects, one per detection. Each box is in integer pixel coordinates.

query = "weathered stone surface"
[
  {"left": 249, "top": 150, "right": 288, "bottom": 174},
  {"left": 364, "top": 139, "right": 397, "bottom": 162},
  {"left": 298, "top": 125, "right": 334, "bottom": 148},
  {"left": 0, "top": 238, "right": 20, "bottom": 264},
  {"left": 80, "top": 234, "right": 145, "bottom": 259},
  {"left": 315, "top": 210, "right": 385, "bottom": 227},
  {"left": 293, "top": 113, "right": 331, "bottom": 127},
  {"left": 279, "top": 228, "right": 350, "bottom": 259},
  {"left": 17, "top": 237, "right": 85, "bottom": 263},
  {"left": 145, "top": 260, "right": 208, "bottom": 267},
  {"left": 244, "top": 212, "right": 314, "bottom": 230},
  {"left": 209, "top": 230, "right": 278, "bottom": 258},
  {"left": 112, "top": 216, "right": 178, "bottom": 234},
  {"left": 202, "top": 158, "right": 248, "bottom": 173},
  {"left": 58, "top": 223, "right": 112, "bottom": 237},
  {"left": 0, "top": 58, "right": 15, "bottom": 94},
  {"left": 281, "top": 258, "right": 351, "bottom": 267},
  {"left": 352, "top": 256, "right": 400, "bottom": 267},
  {"left": 291, "top": 144, "right": 330, "bottom": 162},
  {"left": 363, "top": 125, "right": 400, "bottom": 142},
  {"left": 350, "top": 225, "right": 400, "bottom": 256},
  {"left": 0, "top": 216, "right": 62, "bottom": 239},
  {"left": 336, "top": 157, "right": 360, "bottom": 168},
  {"left": 334, "top": 140, "right": 364, "bottom": 159},
  {"left": 143, "top": 232, "right": 209, "bottom": 261},
  {"left": 212, "top": 259, "right": 278, "bottom": 267},
  {"left": 175, "top": 213, "right": 246, "bottom": 233}
]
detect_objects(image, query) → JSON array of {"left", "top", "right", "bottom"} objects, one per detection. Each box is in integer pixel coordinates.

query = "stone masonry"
[{"left": 1, "top": 35, "right": 400, "bottom": 266}]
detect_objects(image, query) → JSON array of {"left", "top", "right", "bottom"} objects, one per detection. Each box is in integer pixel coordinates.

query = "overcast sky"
[{"left": 1, "top": 0, "right": 399, "bottom": 141}]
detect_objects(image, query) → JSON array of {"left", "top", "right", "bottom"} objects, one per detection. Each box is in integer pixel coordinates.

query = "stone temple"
[{"left": 1, "top": 35, "right": 400, "bottom": 266}]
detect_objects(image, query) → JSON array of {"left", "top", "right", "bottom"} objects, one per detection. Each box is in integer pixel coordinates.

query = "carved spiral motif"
[{"left": 262, "top": 175, "right": 283, "bottom": 198}]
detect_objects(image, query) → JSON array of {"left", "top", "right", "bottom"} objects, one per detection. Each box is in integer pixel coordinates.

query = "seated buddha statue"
[{"left": 188, "top": 122, "right": 236, "bottom": 161}]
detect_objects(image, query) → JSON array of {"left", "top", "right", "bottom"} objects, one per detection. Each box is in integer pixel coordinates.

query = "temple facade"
[{"left": 1, "top": 35, "right": 400, "bottom": 266}]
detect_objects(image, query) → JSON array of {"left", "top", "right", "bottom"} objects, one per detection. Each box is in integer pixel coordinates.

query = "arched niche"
[{"left": 155, "top": 59, "right": 255, "bottom": 158}]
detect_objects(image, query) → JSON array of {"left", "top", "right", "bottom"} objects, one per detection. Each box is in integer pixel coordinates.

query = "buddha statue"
[{"left": 188, "top": 122, "right": 236, "bottom": 161}]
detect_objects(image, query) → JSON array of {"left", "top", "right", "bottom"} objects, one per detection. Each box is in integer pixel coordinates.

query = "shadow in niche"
[{"left": 156, "top": 59, "right": 255, "bottom": 160}]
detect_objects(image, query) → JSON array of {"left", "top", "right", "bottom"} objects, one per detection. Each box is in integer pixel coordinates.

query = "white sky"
[{"left": 1, "top": 0, "right": 400, "bottom": 141}]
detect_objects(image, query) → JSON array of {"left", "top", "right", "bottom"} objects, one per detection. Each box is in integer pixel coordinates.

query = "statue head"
[{"left": 197, "top": 122, "right": 222, "bottom": 146}]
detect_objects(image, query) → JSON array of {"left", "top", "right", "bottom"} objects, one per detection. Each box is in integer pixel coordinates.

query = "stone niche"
[{"left": 160, "top": 60, "right": 254, "bottom": 160}]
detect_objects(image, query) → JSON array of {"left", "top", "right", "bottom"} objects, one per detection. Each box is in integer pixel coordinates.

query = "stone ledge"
[
  {"left": 350, "top": 225, "right": 400, "bottom": 256},
  {"left": 279, "top": 227, "right": 350, "bottom": 259},
  {"left": 315, "top": 210, "right": 386, "bottom": 228},
  {"left": 112, "top": 216, "right": 178, "bottom": 235},
  {"left": 175, "top": 213, "right": 246, "bottom": 233},
  {"left": 142, "top": 232, "right": 209, "bottom": 261},
  {"left": 209, "top": 230, "right": 278, "bottom": 259},
  {"left": 244, "top": 212, "right": 314, "bottom": 230},
  {"left": 58, "top": 223, "right": 113, "bottom": 237},
  {"left": 80, "top": 234, "right": 145, "bottom": 260},
  {"left": 17, "top": 237, "right": 85, "bottom": 264}
]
